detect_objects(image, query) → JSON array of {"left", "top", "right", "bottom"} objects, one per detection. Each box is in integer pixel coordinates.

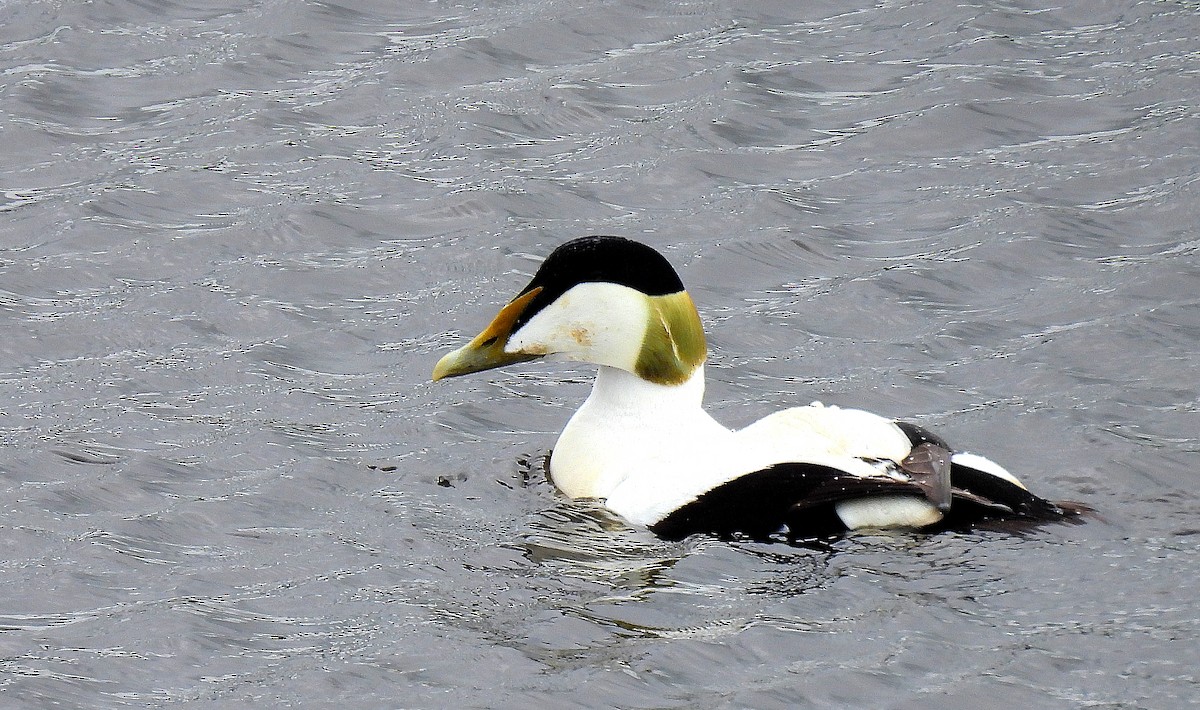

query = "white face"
[{"left": 506, "top": 281, "right": 650, "bottom": 372}]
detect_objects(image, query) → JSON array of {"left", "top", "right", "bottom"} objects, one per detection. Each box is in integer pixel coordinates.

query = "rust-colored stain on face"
[{"left": 570, "top": 327, "right": 592, "bottom": 346}]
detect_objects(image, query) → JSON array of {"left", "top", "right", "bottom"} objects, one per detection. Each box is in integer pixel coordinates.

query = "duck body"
[{"left": 433, "top": 236, "right": 1082, "bottom": 541}]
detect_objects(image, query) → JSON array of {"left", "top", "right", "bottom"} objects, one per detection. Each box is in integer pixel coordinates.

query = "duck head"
[{"left": 432, "top": 236, "right": 706, "bottom": 385}]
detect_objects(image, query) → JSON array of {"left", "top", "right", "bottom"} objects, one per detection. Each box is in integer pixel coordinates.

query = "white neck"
[
  {"left": 587, "top": 364, "right": 706, "bottom": 412},
  {"left": 549, "top": 365, "right": 731, "bottom": 501}
]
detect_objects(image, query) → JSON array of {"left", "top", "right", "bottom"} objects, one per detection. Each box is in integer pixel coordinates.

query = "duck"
[{"left": 432, "top": 235, "right": 1084, "bottom": 541}]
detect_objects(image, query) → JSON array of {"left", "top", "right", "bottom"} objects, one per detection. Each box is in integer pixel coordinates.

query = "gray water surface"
[{"left": 2, "top": 1, "right": 1198, "bottom": 708}]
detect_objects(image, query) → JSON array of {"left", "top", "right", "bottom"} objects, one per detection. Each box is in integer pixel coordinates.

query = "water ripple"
[{"left": 1, "top": 0, "right": 1198, "bottom": 707}]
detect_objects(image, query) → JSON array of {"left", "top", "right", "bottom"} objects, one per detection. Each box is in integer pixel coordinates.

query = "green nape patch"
[{"left": 635, "top": 291, "right": 707, "bottom": 385}]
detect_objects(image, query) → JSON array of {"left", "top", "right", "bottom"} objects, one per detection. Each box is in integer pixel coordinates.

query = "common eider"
[{"left": 433, "top": 236, "right": 1083, "bottom": 541}]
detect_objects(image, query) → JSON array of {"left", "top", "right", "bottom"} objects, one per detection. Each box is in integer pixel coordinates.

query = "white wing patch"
[
  {"left": 736, "top": 402, "right": 911, "bottom": 465},
  {"left": 951, "top": 452, "right": 1026, "bottom": 489},
  {"left": 835, "top": 496, "right": 943, "bottom": 530}
]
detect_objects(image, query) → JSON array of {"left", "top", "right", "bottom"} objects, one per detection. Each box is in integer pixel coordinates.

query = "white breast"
[{"left": 549, "top": 366, "right": 941, "bottom": 528}]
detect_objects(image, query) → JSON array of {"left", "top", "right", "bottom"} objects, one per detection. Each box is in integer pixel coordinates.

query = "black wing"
[
  {"left": 649, "top": 463, "right": 928, "bottom": 542},
  {"left": 940, "top": 460, "right": 1089, "bottom": 529},
  {"left": 896, "top": 420, "right": 1088, "bottom": 527},
  {"left": 648, "top": 456, "right": 1086, "bottom": 543}
]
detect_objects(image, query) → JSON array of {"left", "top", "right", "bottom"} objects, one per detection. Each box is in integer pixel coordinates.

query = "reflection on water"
[{"left": 1, "top": 0, "right": 1198, "bottom": 707}]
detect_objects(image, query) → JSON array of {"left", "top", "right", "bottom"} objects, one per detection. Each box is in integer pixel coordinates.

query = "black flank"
[
  {"left": 649, "top": 457, "right": 1086, "bottom": 542},
  {"left": 649, "top": 463, "right": 929, "bottom": 542}
]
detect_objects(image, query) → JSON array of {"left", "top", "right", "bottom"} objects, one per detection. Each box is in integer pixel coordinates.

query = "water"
[{"left": 1, "top": 1, "right": 1197, "bottom": 707}]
